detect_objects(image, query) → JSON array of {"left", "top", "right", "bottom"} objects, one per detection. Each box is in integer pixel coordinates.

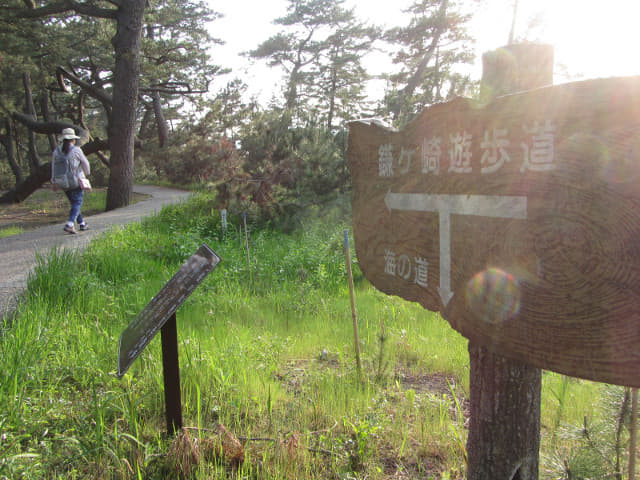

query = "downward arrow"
[
  {"left": 385, "top": 192, "right": 527, "bottom": 307},
  {"left": 437, "top": 211, "right": 454, "bottom": 306}
]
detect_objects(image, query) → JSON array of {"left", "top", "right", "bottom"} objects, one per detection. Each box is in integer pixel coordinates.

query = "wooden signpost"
[
  {"left": 118, "top": 243, "right": 221, "bottom": 434},
  {"left": 348, "top": 43, "right": 640, "bottom": 478},
  {"left": 347, "top": 74, "right": 640, "bottom": 388}
]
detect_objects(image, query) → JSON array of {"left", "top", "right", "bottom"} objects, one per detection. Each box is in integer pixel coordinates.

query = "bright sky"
[{"left": 207, "top": 0, "right": 640, "bottom": 104}]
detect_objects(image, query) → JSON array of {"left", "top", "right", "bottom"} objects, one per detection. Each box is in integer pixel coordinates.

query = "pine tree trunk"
[
  {"left": 22, "top": 72, "right": 42, "bottom": 172},
  {"left": 106, "top": 0, "right": 146, "bottom": 211},
  {"left": 0, "top": 118, "right": 23, "bottom": 187}
]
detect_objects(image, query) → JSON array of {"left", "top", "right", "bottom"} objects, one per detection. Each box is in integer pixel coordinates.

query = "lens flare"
[{"left": 465, "top": 267, "right": 521, "bottom": 324}]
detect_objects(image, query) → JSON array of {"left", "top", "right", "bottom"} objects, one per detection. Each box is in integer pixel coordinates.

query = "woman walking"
[{"left": 51, "top": 128, "right": 91, "bottom": 234}]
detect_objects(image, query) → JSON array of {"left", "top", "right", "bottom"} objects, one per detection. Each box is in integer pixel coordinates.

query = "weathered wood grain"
[{"left": 347, "top": 76, "right": 640, "bottom": 387}]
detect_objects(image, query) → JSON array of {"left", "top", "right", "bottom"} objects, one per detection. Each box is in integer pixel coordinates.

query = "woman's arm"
[{"left": 74, "top": 147, "right": 91, "bottom": 177}]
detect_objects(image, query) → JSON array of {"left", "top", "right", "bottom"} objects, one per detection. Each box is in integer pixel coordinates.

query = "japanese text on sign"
[{"left": 379, "top": 119, "right": 557, "bottom": 177}]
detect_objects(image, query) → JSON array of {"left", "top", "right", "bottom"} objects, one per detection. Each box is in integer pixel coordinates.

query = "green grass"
[
  {"left": 0, "top": 193, "right": 629, "bottom": 479},
  {"left": 0, "top": 225, "right": 24, "bottom": 237}
]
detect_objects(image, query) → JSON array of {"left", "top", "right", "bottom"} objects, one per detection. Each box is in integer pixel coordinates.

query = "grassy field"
[{"left": 0, "top": 193, "right": 633, "bottom": 479}]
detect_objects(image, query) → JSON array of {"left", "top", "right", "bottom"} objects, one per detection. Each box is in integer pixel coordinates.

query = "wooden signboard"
[
  {"left": 347, "top": 76, "right": 640, "bottom": 387},
  {"left": 117, "top": 243, "right": 221, "bottom": 377}
]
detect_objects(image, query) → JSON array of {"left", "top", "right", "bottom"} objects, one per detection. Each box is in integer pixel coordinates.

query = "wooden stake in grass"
[
  {"left": 243, "top": 212, "right": 251, "bottom": 281},
  {"left": 221, "top": 209, "right": 227, "bottom": 238},
  {"left": 344, "top": 229, "right": 362, "bottom": 379}
]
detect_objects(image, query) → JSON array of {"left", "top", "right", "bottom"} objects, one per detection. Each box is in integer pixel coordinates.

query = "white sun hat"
[{"left": 60, "top": 128, "right": 80, "bottom": 140}]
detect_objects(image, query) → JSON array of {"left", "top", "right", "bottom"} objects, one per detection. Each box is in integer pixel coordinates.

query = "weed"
[
  {"left": 374, "top": 314, "right": 390, "bottom": 383},
  {"left": 0, "top": 193, "right": 612, "bottom": 479},
  {"left": 344, "top": 415, "right": 382, "bottom": 472},
  {"left": 0, "top": 225, "right": 23, "bottom": 237}
]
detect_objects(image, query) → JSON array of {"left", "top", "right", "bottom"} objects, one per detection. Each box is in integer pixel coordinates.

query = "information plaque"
[{"left": 117, "top": 243, "right": 221, "bottom": 377}]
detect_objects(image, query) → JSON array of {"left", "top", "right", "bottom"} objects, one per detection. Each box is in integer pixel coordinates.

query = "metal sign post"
[{"left": 160, "top": 312, "right": 182, "bottom": 433}]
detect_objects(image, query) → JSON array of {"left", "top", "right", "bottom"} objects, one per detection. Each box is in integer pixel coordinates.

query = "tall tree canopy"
[
  {"left": 308, "top": 12, "right": 380, "bottom": 129},
  {"left": 140, "top": 0, "right": 227, "bottom": 147},
  {"left": 383, "top": 0, "right": 477, "bottom": 126},
  {"left": 249, "top": 0, "right": 379, "bottom": 129}
]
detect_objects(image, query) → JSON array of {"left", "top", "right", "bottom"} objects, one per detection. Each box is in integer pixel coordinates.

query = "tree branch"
[
  {"left": 2, "top": 2, "right": 70, "bottom": 17},
  {"left": 3, "top": 1, "right": 117, "bottom": 19},
  {"left": 95, "top": 150, "right": 111, "bottom": 168},
  {"left": 23, "top": 72, "right": 43, "bottom": 171},
  {"left": 11, "top": 111, "right": 83, "bottom": 138},
  {"left": 56, "top": 68, "right": 71, "bottom": 93},
  {"left": 151, "top": 90, "right": 168, "bottom": 147},
  {"left": 68, "top": 0, "right": 117, "bottom": 19},
  {"left": 140, "top": 86, "right": 209, "bottom": 95},
  {"left": 0, "top": 118, "right": 24, "bottom": 186},
  {"left": 0, "top": 162, "right": 51, "bottom": 204},
  {"left": 56, "top": 66, "right": 112, "bottom": 117},
  {"left": 81, "top": 137, "right": 110, "bottom": 156}
]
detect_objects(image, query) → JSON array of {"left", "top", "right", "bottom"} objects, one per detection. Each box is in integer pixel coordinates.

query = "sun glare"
[
  {"left": 208, "top": 0, "right": 640, "bottom": 103},
  {"left": 472, "top": 0, "right": 640, "bottom": 82},
  {"left": 525, "top": 1, "right": 640, "bottom": 80}
]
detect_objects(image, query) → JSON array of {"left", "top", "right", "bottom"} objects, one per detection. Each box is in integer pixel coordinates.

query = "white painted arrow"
[
  {"left": 384, "top": 192, "right": 527, "bottom": 306},
  {"left": 438, "top": 211, "right": 454, "bottom": 306}
]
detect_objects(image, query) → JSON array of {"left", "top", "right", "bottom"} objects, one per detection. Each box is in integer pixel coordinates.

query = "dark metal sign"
[{"left": 117, "top": 243, "right": 221, "bottom": 377}]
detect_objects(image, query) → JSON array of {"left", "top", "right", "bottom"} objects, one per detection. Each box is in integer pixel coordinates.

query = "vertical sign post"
[
  {"left": 243, "top": 212, "right": 251, "bottom": 281},
  {"left": 221, "top": 209, "right": 227, "bottom": 237},
  {"left": 630, "top": 388, "right": 639, "bottom": 479},
  {"left": 347, "top": 44, "right": 640, "bottom": 477},
  {"left": 161, "top": 312, "right": 182, "bottom": 434},
  {"left": 465, "top": 43, "right": 551, "bottom": 479},
  {"left": 344, "top": 229, "right": 362, "bottom": 379},
  {"left": 117, "top": 244, "right": 221, "bottom": 435}
]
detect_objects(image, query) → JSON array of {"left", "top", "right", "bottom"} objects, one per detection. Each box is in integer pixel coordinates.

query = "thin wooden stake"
[
  {"left": 630, "top": 388, "right": 638, "bottom": 479},
  {"left": 344, "top": 229, "right": 362, "bottom": 379},
  {"left": 221, "top": 209, "right": 227, "bottom": 239},
  {"left": 243, "top": 212, "right": 251, "bottom": 281}
]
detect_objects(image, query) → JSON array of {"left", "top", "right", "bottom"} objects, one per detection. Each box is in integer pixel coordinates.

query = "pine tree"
[
  {"left": 249, "top": 0, "right": 378, "bottom": 128},
  {"left": 383, "top": 0, "right": 477, "bottom": 126}
]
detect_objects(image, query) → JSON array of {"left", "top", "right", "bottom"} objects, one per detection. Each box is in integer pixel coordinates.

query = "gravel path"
[{"left": 0, "top": 185, "right": 191, "bottom": 319}]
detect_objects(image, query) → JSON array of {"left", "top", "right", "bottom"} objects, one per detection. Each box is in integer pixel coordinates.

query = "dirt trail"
[{"left": 0, "top": 185, "right": 190, "bottom": 318}]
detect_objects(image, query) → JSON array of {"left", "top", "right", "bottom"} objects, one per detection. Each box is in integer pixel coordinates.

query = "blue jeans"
[{"left": 64, "top": 187, "right": 84, "bottom": 225}]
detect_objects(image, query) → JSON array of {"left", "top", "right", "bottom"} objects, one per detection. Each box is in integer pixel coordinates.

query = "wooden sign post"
[
  {"left": 118, "top": 243, "right": 221, "bottom": 434},
  {"left": 347, "top": 44, "right": 640, "bottom": 477},
  {"left": 466, "top": 44, "right": 550, "bottom": 479}
]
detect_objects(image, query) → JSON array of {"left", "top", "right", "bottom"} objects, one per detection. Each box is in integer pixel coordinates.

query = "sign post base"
[
  {"left": 161, "top": 313, "right": 183, "bottom": 435},
  {"left": 466, "top": 343, "right": 540, "bottom": 479}
]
